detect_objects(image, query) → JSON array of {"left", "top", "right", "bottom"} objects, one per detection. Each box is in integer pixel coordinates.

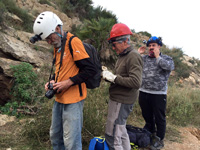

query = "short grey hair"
[{"left": 115, "top": 35, "right": 131, "bottom": 44}]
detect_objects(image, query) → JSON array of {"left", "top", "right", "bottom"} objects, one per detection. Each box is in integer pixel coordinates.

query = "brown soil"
[
  {"left": 163, "top": 127, "right": 200, "bottom": 150},
  {"left": 0, "top": 115, "right": 200, "bottom": 150}
]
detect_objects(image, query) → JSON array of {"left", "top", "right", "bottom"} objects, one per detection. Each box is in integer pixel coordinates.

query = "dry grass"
[{"left": 0, "top": 83, "right": 200, "bottom": 150}]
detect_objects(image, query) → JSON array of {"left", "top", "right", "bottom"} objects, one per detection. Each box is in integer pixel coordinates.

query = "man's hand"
[
  {"left": 138, "top": 46, "right": 146, "bottom": 54},
  {"left": 53, "top": 79, "right": 74, "bottom": 93},
  {"left": 45, "top": 80, "right": 55, "bottom": 91},
  {"left": 153, "top": 47, "right": 160, "bottom": 58},
  {"left": 102, "top": 70, "right": 117, "bottom": 83}
]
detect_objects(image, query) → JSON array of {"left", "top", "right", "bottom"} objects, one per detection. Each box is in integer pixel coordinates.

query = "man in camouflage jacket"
[{"left": 138, "top": 36, "right": 174, "bottom": 150}]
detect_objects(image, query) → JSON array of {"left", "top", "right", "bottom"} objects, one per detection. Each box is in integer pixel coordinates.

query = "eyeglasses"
[
  {"left": 109, "top": 38, "right": 127, "bottom": 47},
  {"left": 108, "top": 37, "right": 127, "bottom": 44},
  {"left": 111, "top": 40, "right": 125, "bottom": 47}
]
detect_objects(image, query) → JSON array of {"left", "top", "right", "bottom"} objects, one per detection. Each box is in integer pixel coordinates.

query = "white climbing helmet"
[{"left": 33, "top": 11, "right": 63, "bottom": 40}]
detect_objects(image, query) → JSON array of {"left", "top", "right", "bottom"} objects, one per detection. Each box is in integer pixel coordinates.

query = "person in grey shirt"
[{"left": 138, "top": 36, "right": 174, "bottom": 150}]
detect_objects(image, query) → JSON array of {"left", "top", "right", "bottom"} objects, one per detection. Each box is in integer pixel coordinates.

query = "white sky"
[{"left": 92, "top": 0, "right": 200, "bottom": 59}]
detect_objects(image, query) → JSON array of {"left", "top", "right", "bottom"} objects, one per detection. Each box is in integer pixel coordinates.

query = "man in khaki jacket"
[{"left": 102, "top": 23, "right": 143, "bottom": 150}]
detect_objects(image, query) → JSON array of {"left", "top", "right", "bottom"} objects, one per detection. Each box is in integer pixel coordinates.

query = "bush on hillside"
[
  {"left": 73, "top": 17, "right": 116, "bottom": 52},
  {"left": 0, "top": 1, "right": 6, "bottom": 28},
  {"left": 0, "top": 63, "right": 50, "bottom": 117},
  {"left": 87, "top": 6, "right": 117, "bottom": 22},
  {"left": 38, "top": 0, "right": 52, "bottom": 6},
  {"left": 138, "top": 31, "right": 152, "bottom": 38},
  {"left": 22, "top": 101, "right": 52, "bottom": 149},
  {"left": 1, "top": 0, "right": 33, "bottom": 32},
  {"left": 162, "top": 47, "right": 191, "bottom": 79},
  {"left": 54, "top": 0, "right": 92, "bottom": 19},
  {"left": 10, "top": 63, "right": 38, "bottom": 103},
  {"left": 167, "top": 85, "right": 200, "bottom": 126}
]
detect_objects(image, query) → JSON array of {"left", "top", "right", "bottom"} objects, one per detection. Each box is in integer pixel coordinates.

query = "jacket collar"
[{"left": 119, "top": 45, "right": 133, "bottom": 56}]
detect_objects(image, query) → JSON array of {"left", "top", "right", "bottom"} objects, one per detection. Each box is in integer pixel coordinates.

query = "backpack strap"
[
  {"left": 68, "top": 35, "right": 76, "bottom": 57},
  {"left": 55, "top": 32, "right": 67, "bottom": 83},
  {"left": 68, "top": 35, "right": 83, "bottom": 97},
  {"left": 48, "top": 32, "right": 67, "bottom": 84}
]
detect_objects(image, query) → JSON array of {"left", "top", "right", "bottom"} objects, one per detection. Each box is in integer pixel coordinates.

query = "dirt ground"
[
  {"left": 163, "top": 127, "right": 200, "bottom": 150},
  {"left": 0, "top": 114, "right": 200, "bottom": 150}
]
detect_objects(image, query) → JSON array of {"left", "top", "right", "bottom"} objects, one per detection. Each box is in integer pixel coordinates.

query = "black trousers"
[{"left": 139, "top": 91, "right": 167, "bottom": 140}]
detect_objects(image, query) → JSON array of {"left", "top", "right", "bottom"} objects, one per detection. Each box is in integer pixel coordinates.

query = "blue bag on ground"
[
  {"left": 88, "top": 137, "right": 109, "bottom": 150},
  {"left": 126, "top": 125, "right": 151, "bottom": 148}
]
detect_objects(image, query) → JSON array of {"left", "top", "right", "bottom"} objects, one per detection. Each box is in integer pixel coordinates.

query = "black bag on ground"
[
  {"left": 69, "top": 36, "right": 102, "bottom": 89},
  {"left": 126, "top": 125, "right": 151, "bottom": 148}
]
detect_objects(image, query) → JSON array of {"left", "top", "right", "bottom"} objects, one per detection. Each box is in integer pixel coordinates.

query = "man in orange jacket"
[{"left": 32, "top": 11, "right": 96, "bottom": 150}]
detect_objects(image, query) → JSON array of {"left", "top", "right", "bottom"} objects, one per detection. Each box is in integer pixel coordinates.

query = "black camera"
[
  {"left": 30, "top": 34, "right": 42, "bottom": 44},
  {"left": 45, "top": 83, "right": 56, "bottom": 99}
]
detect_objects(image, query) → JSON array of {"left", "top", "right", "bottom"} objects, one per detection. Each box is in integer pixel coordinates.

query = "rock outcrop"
[
  {"left": 15, "top": 0, "right": 81, "bottom": 31},
  {"left": 1, "top": 0, "right": 200, "bottom": 106},
  {"left": 0, "top": 29, "right": 53, "bottom": 105},
  {"left": 0, "top": 0, "right": 82, "bottom": 105}
]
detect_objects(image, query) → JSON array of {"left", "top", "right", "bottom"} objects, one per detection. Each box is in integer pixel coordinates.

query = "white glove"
[{"left": 102, "top": 70, "right": 117, "bottom": 83}]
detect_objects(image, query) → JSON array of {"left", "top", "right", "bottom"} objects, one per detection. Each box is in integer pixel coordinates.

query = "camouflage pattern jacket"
[{"left": 139, "top": 53, "right": 174, "bottom": 95}]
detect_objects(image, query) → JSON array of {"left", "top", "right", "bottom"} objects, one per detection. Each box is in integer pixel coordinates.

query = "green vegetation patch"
[{"left": 0, "top": 0, "right": 33, "bottom": 32}]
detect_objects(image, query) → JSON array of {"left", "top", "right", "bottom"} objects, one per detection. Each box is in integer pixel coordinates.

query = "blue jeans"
[{"left": 50, "top": 100, "right": 84, "bottom": 150}]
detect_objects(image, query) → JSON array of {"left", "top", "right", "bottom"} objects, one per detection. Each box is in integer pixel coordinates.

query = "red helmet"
[{"left": 107, "top": 23, "right": 133, "bottom": 41}]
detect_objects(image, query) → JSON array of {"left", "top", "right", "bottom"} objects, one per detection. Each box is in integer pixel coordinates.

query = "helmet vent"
[
  {"left": 37, "top": 21, "right": 41, "bottom": 24},
  {"left": 39, "top": 17, "right": 43, "bottom": 19}
]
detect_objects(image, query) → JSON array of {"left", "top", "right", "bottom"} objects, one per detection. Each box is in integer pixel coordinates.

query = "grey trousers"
[{"left": 105, "top": 99, "right": 134, "bottom": 150}]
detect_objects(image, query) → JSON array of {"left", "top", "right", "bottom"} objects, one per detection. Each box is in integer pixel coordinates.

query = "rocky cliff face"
[
  {"left": 1, "top": 0, "right": 200, "bottom": 106},
  {"left": 0, "top": 0, "right": 82, "bottom": 105},
  {"left": 0, "top": 28, "right": 51, "bottom": 105}
]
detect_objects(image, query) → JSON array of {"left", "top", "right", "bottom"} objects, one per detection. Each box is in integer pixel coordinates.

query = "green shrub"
[
  {"left": 54, "top": 0, "right": 117, "bottom": 21},
  {"left": 167, "top": 85, "right": 200, "bottom": 126},
  {"left": 87, "top": 6, "right": 117, "bottom": 22},
  {"left": 39, "top": 0, "right": 52, "bottom": 5},
  {"left": 10, "top": 63, "right": 37, "bottom": 103},
  {"left": 0, "top": 101, "right": 26, "bottom": 117},
  {"left": 74, "top": 17, "right": 116, "bottom": 51},
  {"left": 131, "top": 29, "right": 135, "bottom": 33},
  {"left": 189, "top": 58, "right": 195, "bottom": 65},
  {"left": 0, "top": 1, "right": 6, "bottom": 28},
  {"left": 54, "top": 0, "right": 92, "bottom": 19},
  {"left": 1, "top": 0, "right": 33, "bottom": 32},
  {"left": 22, "top": 101, "right": 52, "bottom": 149},
  {"left": 83, "top": 82, "right": 109, "bottom": 136},
  {"left": 137, "top": 31, "right": 152, "bottom": 38},
  {"left": 162, "top": 47, "right": 191, "bottom": 79},
  {"left": 131, "top": 35, "right": 138, "bottom": 43},
  {"left": 0, "top": 63, "right": 49, "bottom": 117}
]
